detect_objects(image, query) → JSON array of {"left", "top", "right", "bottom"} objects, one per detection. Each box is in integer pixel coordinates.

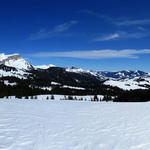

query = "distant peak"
[
  {"left": 34, "top": 64, "right": 55, "bottom": 69},
  {"left": 0, "top": 53, "right": 21, "bottom": 60},
  {"left": 0, "top": 53, "right": 32, "bottom": 70},
  {"left": 66, "top": 66, "right": 84, "bottom": 72},
  {"left": 71, "top": 66, "right": 79, "bottom": 69},
  {"left": 124, "top": 70, "right": 130, "bottom": 72}
]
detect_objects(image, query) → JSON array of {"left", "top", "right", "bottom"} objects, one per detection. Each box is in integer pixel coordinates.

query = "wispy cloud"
[
  {"left": 119, "top": 31, "right": 149, "bottom": 38},
  {"left": 115, "top": 19, "right": 150, "bottom": 26},
  {"left": 95, "top": 33, "right": 120, "bottom": 41},
  {"left": 94, "top": 31, "right": 149, "bottom": 41},
  {"left": 82, "top": 10, "right": 150, "bottom": 27},
  {"left": 137, "top": 27, "right": 147, "bottom": 31},
  {"left": 32, "top": 49, "right": 150, "bottom": 59},
  {"left": 80, "top": 10, "right": 112, "bottom": 21},
  {"left": 28, "top": 20, "right": 78, "bottom": 40}
]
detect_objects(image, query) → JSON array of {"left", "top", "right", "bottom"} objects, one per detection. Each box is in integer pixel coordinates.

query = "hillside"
[{"left": 0, "top": 53, "right": 149, "bottom": 98}]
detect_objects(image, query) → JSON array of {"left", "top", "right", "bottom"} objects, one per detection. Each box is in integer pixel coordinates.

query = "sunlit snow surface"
[
  {"left": 0, "top": 98, "right": 150, "bottom": 150},
  {"left": 34, "top": 64, "right": 55, "bottom": 69},
  {"left": 104, "top": 77, "right": 150, "bottom": 90}
]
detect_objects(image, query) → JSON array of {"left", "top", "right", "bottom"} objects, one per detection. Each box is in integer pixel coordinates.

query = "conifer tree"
[
  {"left": 94, "top": 95, "right": 99, "bottom": 101},
  {"left": 25, "top": 95, "right": 29, "bottom": 99},
  {"left": 51, "top": 95, "right": 55, "bottom": 100}
]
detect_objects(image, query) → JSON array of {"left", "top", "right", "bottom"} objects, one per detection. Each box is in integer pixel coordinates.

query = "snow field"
[{"left": 0, "top": 98, "right": 150, "bottom": 150}]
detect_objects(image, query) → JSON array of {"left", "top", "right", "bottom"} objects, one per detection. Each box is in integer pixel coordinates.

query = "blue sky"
[{"left": 1, "top": 0, "right": 150, "bottom": 71}]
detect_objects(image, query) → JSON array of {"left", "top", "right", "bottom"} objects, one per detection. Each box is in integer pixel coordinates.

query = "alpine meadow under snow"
[{"left": 1, "top": 97, "right": 150, "bottom": 150}]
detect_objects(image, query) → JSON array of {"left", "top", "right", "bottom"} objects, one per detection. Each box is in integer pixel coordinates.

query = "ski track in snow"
[{"left": 0, "top": 99, "right": 150, "bottom": 150}]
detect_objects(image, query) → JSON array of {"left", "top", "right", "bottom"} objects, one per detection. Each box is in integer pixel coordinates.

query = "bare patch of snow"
[
  {"left": 4, "top": 80, "right": 17, "bottom": 86},
  {"left": 66, "top": 68, "right": 84, "bottom": 73},
  {"left": 104, "top": 79, "right": 147, "bottom": 90},
  {"left": 51, "top": 82, "right": 61, "bottom": 85},
  {"left": 40, "top": 87, "right": 52, "bottom": 91},
  {"left": 34, "top": 64, "right": 55, "bottom": 69},
  {"left": 0, "top": 69, "right": 29, "bottom": 79},
  {"left": 62, "top": 85, "right": 85, "bottom": 90}
]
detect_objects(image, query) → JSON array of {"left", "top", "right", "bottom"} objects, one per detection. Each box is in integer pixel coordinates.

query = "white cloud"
[
  {"left": 33, "top": 49, "right": 150, "bottom": 59},
  {"left": 115, "top": 19, "right": 150, "bottom": 26},
  {"left": 29, "top": 21, "right": 78, "bottom": 40},
  {"left": 119, "top": 31, "right": 148, "bottom": 38},
  {"left": 82, "top": 10, "right": 150, "bottom": 27},
  {"left": 81, "top": 10, "right": 112, "bottom": 21},
  {"left": 53, "top": 21, "right": 77, "bottom": 32},
  {"left": 94, "top": 31, "right": 149, "bottom": 41},
  {"left": 95, "top": 33, "right": 119, "bottom": 41}
]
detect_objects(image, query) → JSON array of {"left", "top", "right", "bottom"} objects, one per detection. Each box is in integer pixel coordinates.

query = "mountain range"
[{"left": 0, "top": 53, "right": 150, "bottom": 96}]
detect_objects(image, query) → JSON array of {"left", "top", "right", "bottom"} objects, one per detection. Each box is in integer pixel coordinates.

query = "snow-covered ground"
[
  {"left": 34, "top": 64, "right": 55, "bottom": 69},
  {"left": 0, "top": 69, "right": 30, "bottom": 79},
  {"left": 0, "top": 98, "right": 150, "bottom": 150},
  {"left": 104, "top": 78, "right": 149, "bottom": 90}
]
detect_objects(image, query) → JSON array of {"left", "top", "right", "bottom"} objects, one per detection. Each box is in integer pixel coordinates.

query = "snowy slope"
[
  {"left": 104, "top": 78, "right": 146, "bottom": 90},
  {"left": 95, "top": 70, "right": 147, "bottom": 79},
  {"left": 0, "top": 53, "right": 32, "bottom": 70},
  {"left": 0, "top": 68, "right": 30, "bottom": 79},
  {"left": 93, "top": 70, "right": 150, "bottom": 90},
  {"left": 66, "top": 66, "right": 84, "bottom": 73},
  {"left": 0, "top": 53, "right": 32, "bottom": 79},
  {"left": 34, "top": 64, "right": 55, "bottom": 69},
  {"left": 65, "top": 67, "right": 150, "bottom": 90},
  {"left": 1, "top": 98, "right": 150, "bottom": 150},
  {"left": 0, "top": 53, "right": 9, "bottom": 60}
]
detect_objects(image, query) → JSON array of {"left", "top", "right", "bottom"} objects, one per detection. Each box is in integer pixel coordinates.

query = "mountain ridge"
[{"left": 0, "top": 53, "right": 149, "bottom": 91}]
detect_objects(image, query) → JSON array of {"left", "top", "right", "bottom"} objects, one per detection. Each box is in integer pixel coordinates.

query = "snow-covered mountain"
[
  {"left": 34, "top": 64, "right": 55, "bottom": 69},
  {"left": 0, "top": 53, "right": 33, "bottom": 70},
  {"left": 0, "top": 53, "right": 33, "bottom": 79},
  {"left": 90, "top": 70, "right": 150, "bottom": 90},
  {"left": 95, "top": 70, "right": 148, "bottom": 79},
  {"left": 0, "top": 53, "right": 149, "bottom": 91},
  {"left": 64, "top": 67, "right": 150, "bottom": 90},
  {"left": 104, "top": 77, "right": 150, "bottom": 90},
  {"left": 66, "top": 66, "right": 85, "bottom": 73}
]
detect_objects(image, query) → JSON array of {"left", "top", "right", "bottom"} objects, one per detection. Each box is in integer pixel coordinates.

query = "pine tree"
[
  {"left": 68, "top": 95, "right": 73, "bottom": 100},
  {"left": 99, "top": 97, "right": 102, "bottom": 101},
  {"left": 80, "top": 97, "right": 83, "bottom": 101},
  {"left": 74, "top": 96, "right": 77, "bottom": 100},
  {"left": 102, "top": 95, "right": 107, "bottom": 101},
  {"left": 94, "top": 95, "right": 99, "bottom": 101},
  {"left": 25, "top": 95, "right": 29, "bottom": 99},
  {"left": 51, "top": 95, "right": 55, "bottom": 100}
]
